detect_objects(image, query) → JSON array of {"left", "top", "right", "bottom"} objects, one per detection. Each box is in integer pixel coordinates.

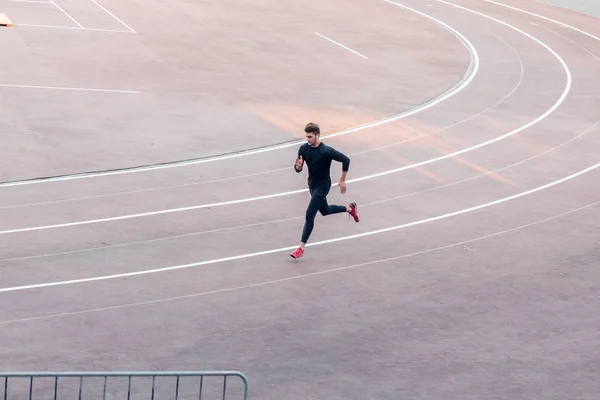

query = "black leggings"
[{"left": 301, "top": 192, "right": 347, "bottom": 243}]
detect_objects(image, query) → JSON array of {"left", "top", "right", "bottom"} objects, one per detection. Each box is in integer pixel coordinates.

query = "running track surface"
[{"left": 1, "top": 0, "right": 599, "bottom": 399}]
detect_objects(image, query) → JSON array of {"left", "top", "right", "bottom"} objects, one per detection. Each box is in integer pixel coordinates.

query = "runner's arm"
[
  {"left": 330, "top": 148, "right": 350, "bottom": 173},
  {"left": 294, "top": 147, "right": 304, "bottom": 173}
]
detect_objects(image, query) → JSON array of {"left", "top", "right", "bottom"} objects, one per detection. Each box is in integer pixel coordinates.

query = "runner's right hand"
[{"left": 295, "top": 156, "right": 303, "bottom": 170}]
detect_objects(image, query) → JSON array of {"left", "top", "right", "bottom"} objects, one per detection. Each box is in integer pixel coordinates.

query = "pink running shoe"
[
  {"left": 348, "top": 202, "right": 359, "bottom": 222},
  {"left": 290, "top": 247, "right": 304, "bottom": 259}
]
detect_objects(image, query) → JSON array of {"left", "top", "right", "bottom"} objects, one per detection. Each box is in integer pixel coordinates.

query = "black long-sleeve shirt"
[{"left": 294, "top": 142, "right": 350, "bottom": 193}]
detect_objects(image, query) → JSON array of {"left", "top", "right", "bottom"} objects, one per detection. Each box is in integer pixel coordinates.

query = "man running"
[{"left": 290, "top": 122, "right": 359, "bottom": 259}]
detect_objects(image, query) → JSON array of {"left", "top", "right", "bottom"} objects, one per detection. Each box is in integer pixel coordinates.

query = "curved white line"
[
  {"left": 483, "top": 0, "right": 600, "bottom": 44},
  {"left": 549, "top": 30, "right": 600, "bottom": 63},
  {"left": 3, "top": 118, "right": 596, "bottom": 264},
  {"left": 0, "top": 4, "right": 567, "bottom": 236},
  {"left": 0, "top": 0, "right": 585, "bottom": 293},
  {"left": 0, "top": 84, "right": 140, "bottom": 94},
  {"left": 0, "top": 3, "right": 480, "bottom": 188},
  {"left": 0, "top": 32, "right": 523, "bottom": 212},
  {"left": 352, "top": 32, "right": 525, "bottom": 156},
  {"left": 1, "top": 159, "right": 598, "bottom": 294},
  {"left": 3, "top": 198, "right": 598, "bottom": 324}
]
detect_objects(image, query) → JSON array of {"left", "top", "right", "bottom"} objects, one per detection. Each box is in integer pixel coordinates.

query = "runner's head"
[{"left": 304, "top": 122, "right": 320, "bottom": 146}]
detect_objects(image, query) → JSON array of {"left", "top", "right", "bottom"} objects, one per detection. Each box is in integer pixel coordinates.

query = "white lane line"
[
  {"left": 483, "top": 0, "right": 600, "bottom": 43},
  {"left": 0, "top": 83, "right": 140, "bottom": 93},
  {"left": 0, "top": 188, "right": 308, "bottom": 235},
  {"left": 0, "top": 92, "right": 569, "bottom": 234},
  {"left": 341, "top": 0, "right": 575, "bottom": 188},
  {"left": 0, "top": 0, "right": 583, "bottom": 293},
  {"left": 3, "top": 117, "right": 597, "bottom": 263},
  {"left": 353, "top": 31, "right": 525, "bottom": 156},
  {"left": 549, "top": 28, "right": 600, "bottom": 62},
  {"left": 0, "top": 160, "right": 598, "bottom": 294},
  {"left": 0, "top": 2, "right": 480, "bottom": 187},
  {"left": 315, "top": 32, "right": 368, "bottom": 59},
  {"left": 0, "top": 30, "right": 523, "bottom": 211},
  {"left": 13, "top": 23, "right": 135, "bottom": 33},
  {"left": 3, "top": 117, "right": 596, "bottom": 263},
  {"left": 7, "top": 0, "right": 597, "bottom": 188},
  {"left": 3, "top": 198, "right": 599, "bottom": 324},
  {"left": 48, "top": 0, "right": 84, "bottom": 28},
  {"left": 0, "top": 168, "right": 290, "bottom": 210},
  {"left": 87, "top": 0, "right": 136, "bottom": 33},
  {"left": 3, "top": 118, "right": 596, "bottom": 263},
  {"left": 0, "top": 4, "right": 566, "bottom": 236}
]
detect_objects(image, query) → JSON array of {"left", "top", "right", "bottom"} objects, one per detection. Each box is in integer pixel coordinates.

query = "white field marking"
[
  {"left": 87, "top": 0, "right": 136, "bottom": 33},
  {"left": 0, "top": 188, "right": 306, "bottom": 235},
  {"left": 0, "top": 167, "right": 289, "bottom": 210},
  {"left": 11, "top": 203, "right": 600, "bottom": 326},
  {"left": 0, "top": 81, "right": 571, "bottom": 235},
  {"left": 315, "top": 32, "right": 368, "bottom": 59},
  {"left": 0, "top": 83, "right": 139, "bottom": 93},
  {"left": 484, "top": 0, "right": 600, "bottom": 43},
  {"left": 0, "top": 30, "right": 523, "bottom": 211},
  {"left": 0, "top": 0, "right": 585, "bottom": 293},
  {"left": 363, "top": 120, "right": 600, "bottom": 207},
  {"left": 48, "top": 0, "right": 84, "bottom": 28},
  {"left": 2, "top": 200, "right": 599, "bottom": 325},
  {"left": 13, "top": 23, "right": 134, "bottom": 33},
  {"left": 0, "top": 2, "right": 480, "bottom": 187},
  {"left": 549, "top": 29, "right": 600, "bottom": 63},
  {"left": 0, "top": 161, "right": 598, "bottom": 294},
  {"left": 353, "top": 31, "right": 525, "bottom": 156},
  {"left": 3, "top": 117, "right": 597, "bottom": 264},
  {"left": 0, "top": 3, "right": 573, "bottom": 236},
  {"left": 0, "top": 7, "right": 567, "bottom": 236}
]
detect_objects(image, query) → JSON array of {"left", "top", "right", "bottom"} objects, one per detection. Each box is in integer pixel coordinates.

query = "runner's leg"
[
  {"left": 301, "top": 193, "right": 327, "bottom": 244},
  {"left": 319, "top": 196, "right": 348, "bottom": 216}
]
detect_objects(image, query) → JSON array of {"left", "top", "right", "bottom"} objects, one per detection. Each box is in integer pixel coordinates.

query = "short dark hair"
[{"left": 304, "top": 122, "right": 320, "bottom": 135}]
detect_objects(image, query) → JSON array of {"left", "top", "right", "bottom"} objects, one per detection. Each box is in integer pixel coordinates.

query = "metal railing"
[{"left": 0, "top": 371, "right": 248, "bottom": 399}]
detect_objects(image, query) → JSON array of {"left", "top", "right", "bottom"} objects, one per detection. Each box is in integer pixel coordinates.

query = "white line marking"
[
  {"left": 0, "top": 168, "right": 291, "bottom": 210},
  {"left": 0, "top": 0, "right": 585, "bottom": 293},
  {"left": 3, "top": 199, "right": 599, "bottom": 325},
  {"left": 353, "top": 31, "right": 525, "bottom": 156},
  {"left": 315, "top": 32, "right": 368, "bottom": 59},
  {"left": 549, "top": 28, "right": 600, "bottom": 62},
  {"left": 2, "top": 199, "right": 599, "bottom": 324},
  {"left": 48, "top": 0, "right": 84, "bottom": 28},
  {"left": 3, "top": 200, "right": 600, "bottom": 324},
  {"left": 0, "top": 161, "right": 598, "bottom": 294},
  {"left": 3, "top": 118, "right": 597, "bottom": 263},
  {"left": 0, "top": 99, "right": 570, "bottom": 234},
  {"left": 0, "top": 84, "right": 139, "bottom": 93},
  {"left": 0, "top": 3, "right": 480, "bottom": 187},
  {"left": 13, "top": 23, "right": 134, "bottom": 33},
  {"left": 87, "top": 0, "right": 136, "bottom": 33},
  {"left": 0, "top": 1, "right": 591, "bottom": 313},
  {"left": 0, "top": 188, "right": 306, "bottom": 235},
  {"left": 482, "top": 0, "right": 600, "bottom": 43},
  {"left": 0, "top": 4, "right": 566, "bottom": 236},
  {"left": 0, "top": 31, "right": 523, "bottom": 211}
]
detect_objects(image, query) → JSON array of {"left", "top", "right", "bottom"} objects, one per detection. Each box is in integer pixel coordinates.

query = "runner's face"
[{"left": 305, "top": 133, "right": 317, "bottom": 146}]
